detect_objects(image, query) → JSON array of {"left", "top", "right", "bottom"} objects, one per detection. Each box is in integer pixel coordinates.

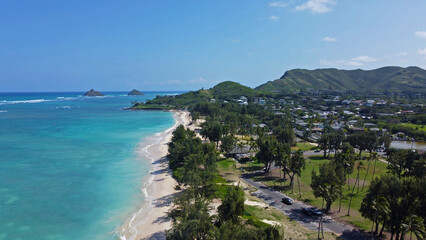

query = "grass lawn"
[
  {"left": 292, "top": 142, "right": 318, "bottom": 151},
  {"left": 399, "top": 123, "right": 426, "bottom": 132},
  {"left": 253, "top": 155, "right": 389, "bottom": 231},
  {"left": 244, "top": 205, "right": 338, "bottom": 240}
]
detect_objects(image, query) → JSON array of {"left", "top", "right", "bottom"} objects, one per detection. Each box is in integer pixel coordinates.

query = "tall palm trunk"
[
  {"left": 356, "top": 166, "right": 361, "bottom": 193},
  {"left": 347, "top": 170, "right": 359, "bottom": 216},
  {"left": 347, "top": 173, "right": 350, "bottom": 190},
  {"left": 371, "top": 156, "right": 378, "bottom": 182},
  {"left": 362, "top": 156, "right": 372, "bottom": 191},
  {"left": 297, "top": 175, "right": 301, "bottom": 199}
]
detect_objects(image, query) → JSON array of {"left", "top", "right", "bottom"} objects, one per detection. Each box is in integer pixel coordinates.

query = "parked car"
[
  {"left": 302, "top": 208, "right": 313, "bottom": 216},
  {"left": 281, "top": 197, "right": 293, "bottom": 205},
  {"left": 310, "top": 208, "right": 323, "bottom": 216},
  {"left": 323, "top": 216, "right": 332, "bottom": 223}
]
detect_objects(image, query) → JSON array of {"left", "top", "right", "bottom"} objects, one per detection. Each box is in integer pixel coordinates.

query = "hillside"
[
  {"left": 210, "top": 81, "right": 255, "bottom": 99},
  {"left": 132, "top": 81, "right": 258, "bottom": 109},
  {"left": 255, "top": 66, "right": 426, "bottom": 93}
]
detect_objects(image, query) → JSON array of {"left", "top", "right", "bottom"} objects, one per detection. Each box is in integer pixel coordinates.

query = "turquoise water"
[{"left": 0, "top": 92, "right": 179, "bottom": 240}]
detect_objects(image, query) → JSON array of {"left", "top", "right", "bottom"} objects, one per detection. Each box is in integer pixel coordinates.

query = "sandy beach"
[{"left": 119, "top": 110, "right": 191, "bottom": 240}]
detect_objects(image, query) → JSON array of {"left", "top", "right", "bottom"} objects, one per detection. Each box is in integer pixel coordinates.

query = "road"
[{"left": 241, "top": 173, "right": 370, "bottom": 240}]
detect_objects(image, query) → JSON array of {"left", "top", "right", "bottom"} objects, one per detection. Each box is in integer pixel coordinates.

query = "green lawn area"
[
  {"left": 243, "top": 205, "right": 338, "bottom": 240},
  {"left": 253, "top": 155, "right": 389, "bottom": 231},
  {"left": 399, "top": 123, "right": 426, "bottom": 132},
  {"left": 292, "top": 142, "right": 318, "bottom": 151}
]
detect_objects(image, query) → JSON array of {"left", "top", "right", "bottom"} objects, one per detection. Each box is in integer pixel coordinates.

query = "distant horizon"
[
  {"left": 1, "top": 65, "right": 425, "bottom": 93},
  {"left": 0, "top": 90, "right": 189, "bottom": 93}
]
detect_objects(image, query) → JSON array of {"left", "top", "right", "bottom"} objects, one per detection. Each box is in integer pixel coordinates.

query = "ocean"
[{"left": 0, "top": 92, "right": 180, "bottom": 240}]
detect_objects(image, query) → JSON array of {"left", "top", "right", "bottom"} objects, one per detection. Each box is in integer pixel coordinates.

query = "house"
[
  {"left": 364, "top": 123, "right": 376, "bottom": 128},
  {"left": 343, "top": 110, "right": 354, "bottom": 115},
  {"left": 239, "top": 96, "right": 248, "bottom": 102},
  {"left": 229, "top": 145, "right": 253, "bottom": 159},
  {"left": 366, "top": 100, "right": 375, "bottom": 107}
]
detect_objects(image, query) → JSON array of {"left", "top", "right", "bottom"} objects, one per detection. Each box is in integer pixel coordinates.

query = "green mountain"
[
  {"left": 132, "top": 81, "right": 256, "bottom": 109},
  {"left": 210, "top": 81, "right": 255, "bottom": 99},
  {"left": 255, "top": 66, "right": 426, "bottom": 93}
]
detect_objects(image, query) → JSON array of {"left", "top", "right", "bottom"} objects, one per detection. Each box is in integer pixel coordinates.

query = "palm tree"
[
  {"left": 371, "top": 197, "right": 390, "bottom": 238},
  {"left": 356, "top": 160, "right": 365, "bottom": 193},
  {"left": 402, "top": 215, "right": 425, "bottom": 240},
  {"left": 361, "top": 153, "right": 373, "bottom": 191},
  {"left": 370, "top": 152, "right": 379, "bottom": 182},
  {"left": 347, "top": 160, "right": 364, "bottom": 216}
]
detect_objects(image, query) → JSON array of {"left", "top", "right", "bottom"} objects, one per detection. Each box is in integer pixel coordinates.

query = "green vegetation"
[
  {"left": 399, "top": 123, "right": 426, "bottom": 132},
  {"left": 165, "top": 125, "right": 285, "bottom": 240},
  {"left": 293, "top": 142, "right": 317, "bottom": 151},
  {"left": 131, "top": 81, "right": 273, "bottom": 110},
  {"left": 210, "top": 81, "right": 256, "bottom": 100},
  {"left": 255, "top": 66, "right": 426, "bottom": 93},
  {"left": 140, "top": 79, "right": 425, "bottom": 239},
  {"left": 255, "top": 155, "right": 390, "bottom": 230}
]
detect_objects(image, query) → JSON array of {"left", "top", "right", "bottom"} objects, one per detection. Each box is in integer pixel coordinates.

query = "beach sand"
[{"left": 119, "top": 110, "right": 191, "bottom": 240}]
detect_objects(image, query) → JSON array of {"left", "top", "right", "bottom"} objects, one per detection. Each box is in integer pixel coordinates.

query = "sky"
[{"left": 1, "top": 0, "right": 426, "bottom": 92}]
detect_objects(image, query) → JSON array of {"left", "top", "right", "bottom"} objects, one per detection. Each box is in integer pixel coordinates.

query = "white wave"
[
  {"left": 55, "top": 106, "right": 71, "bottom": 109},
  {"left": 0, "top": 110, "right": 7, "bottom": 113},
  {"left": 2, "top": 99, "right": 52, "bottom": 105},
  {"left": 57, "top": 96, "right": 82, "bottom": 101},
  {"left": 1, "top": 96, "right": 82, "bottom": 105},
  {"left": 118, "top": 114, "right": 181, "bottom": 240}
]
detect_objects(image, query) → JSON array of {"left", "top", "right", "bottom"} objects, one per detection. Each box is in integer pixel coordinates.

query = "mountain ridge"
[{"left": 255, "top": 66, "right": 426, "bottom": 93}]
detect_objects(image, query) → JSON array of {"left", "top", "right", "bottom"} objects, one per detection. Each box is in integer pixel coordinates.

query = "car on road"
[
  {"left": 302, "top": 208, "right": 313, "bottom": 216},
  {"left": 314, "top": 149, "right": 321, "bottom": 153},
  {"left": 281, "top": 197, "right": 293, "bottom": 205},
  {"left": 323, "top": 216, "right": 332, "bottom": 223},
  {"left": 310, "top": 207, "right": 323, "bottom": 216},
  {"left": 302, "top": 207, "right": 323, "bottom": 216}
]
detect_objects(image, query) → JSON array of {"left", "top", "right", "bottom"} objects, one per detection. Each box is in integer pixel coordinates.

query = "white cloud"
[
  {"left": 295, "top": 0, "right": 336, "bottom": 14},
  {"left": 346, "top": 61, "right": 364, "bottom": 66},
  {"left": 319, "top": 59, "right": 363, "bottom": 67},
  {"left": 319, "top": 59, "right": 334, "bottom": 65},
  {"left": 269, "top": 1, "right": 288, "bottom": 7},
  {"left": 188, "top": 77, "right": 208, "bottom": 84},
  {"left": 351, "top": 55, "right": 378, "bottom": 62},
  {"left": 414, "top": 31, "right": 426, "bottom": 39},
  {"left": 417, "top": 47, "right": 426, "bottom": 55},
  {"left": 396, "top": 52, "right": 408, "bottom": 56},
  {"left": 269, "top": 15, "right": 280, "bottom": 20},
  {"left": 322, "top": 37, "right": 337, "bottom": 42},
  {"left": 229, "top": 39, "right": 240, "bottom": 43},
  {"left": 166, "top": 80, "right": 182, "bottom": 84}
]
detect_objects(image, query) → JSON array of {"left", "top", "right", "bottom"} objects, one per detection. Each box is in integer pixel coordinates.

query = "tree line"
[{"left": 165, "top": 125, "right": 282, "bottom": 240}]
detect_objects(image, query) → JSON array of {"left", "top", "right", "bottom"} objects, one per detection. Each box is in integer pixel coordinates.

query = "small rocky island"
[
  {"left": 128, "top": 89, "right": 144, "bottom": 95},
  {"left": 84, "top": 89, "right": 104, "bottom": 96}
]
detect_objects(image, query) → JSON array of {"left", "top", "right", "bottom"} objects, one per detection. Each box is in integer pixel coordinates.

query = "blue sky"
[{"left": 1, "top": 0, "right": 426, "bottom": 92}]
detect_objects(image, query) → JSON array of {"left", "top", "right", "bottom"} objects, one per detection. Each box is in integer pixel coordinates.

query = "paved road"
[{"left": 241, "top": 173, "right": 370, "bottom": 240}]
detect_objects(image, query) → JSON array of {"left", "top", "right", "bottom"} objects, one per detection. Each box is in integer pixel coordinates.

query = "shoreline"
[{"left": 119, "top": 110, "right": 191, "bottom": 240}]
